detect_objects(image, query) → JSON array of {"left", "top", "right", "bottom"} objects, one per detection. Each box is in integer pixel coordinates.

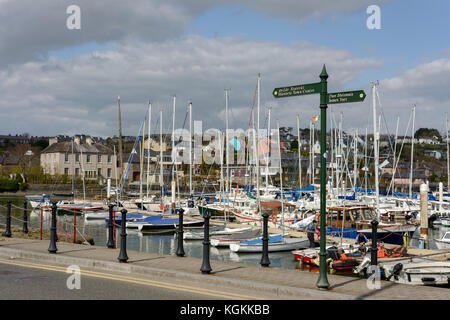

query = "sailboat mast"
[
  {"left": 446, "top": 113, "right": 449, "bottom": 191},
  {"left": 118, "top": 96, "right": 123, "bottom": 187},
  {"left": 171, "top": 96, "right": 176, "bottom": 209},
  {"left": 365, "top": 128, "right": 368, "bottom": 195},
  {"left": 392, "top": 116, "right": 400, "bottom": 193},
  {"left": 277, "top": 120, "right": 284, "bottom": 239},
  {"left": 409, "top": 105, "right": 416, "bottom": 198},
  {"left": 146, "top": 102, "right": 152, "bottom": 198},
  {"left": 256, "top": 74, "right": 261, "bottom": 211},
  {"left": 140, "top": 116, "right": 146, "bottom": 202},
  {"left": 160, "top": 108, "right": 164, "bottom": 213},
  {"left": 353, "top": 130, "right": 358, "bottom": 192},
  {"left": 225, "top": 89, "right": 229, "bottom": 194},
  {"left": 189, "top": 102, "right": 193, "bottom": 196},
  {"left": 372, "top": 82, "right": 380, "bottom": 218},
  {"left": 297, "top": 115, "right": 302, "bottom": 188},
  {"left": 266, "top": 107, "right": 271, "bottom": 188}
]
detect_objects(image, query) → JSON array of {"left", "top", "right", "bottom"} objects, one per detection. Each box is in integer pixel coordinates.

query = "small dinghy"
[
  {"left": 210, "top": 229, "right": 262, "bottom": 247},
  {"left": 382, "top": 260, "right": 450, "bottom": 286},
  {"left": 126, "top": 215, "right": 204, "bottom": 231},
  {"left": 183, "top": 226, "right": 252, "bottom": 240},
  {"left": 104, "top": 212, "right": 144, "bottom": 224},
  {"left": 230, "top": 234, "right": 309, "bottom": 253}
]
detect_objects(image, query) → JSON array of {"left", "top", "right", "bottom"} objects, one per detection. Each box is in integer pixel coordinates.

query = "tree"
[{"left": 414, "top": 128, "right": 441, "bottom": 141}]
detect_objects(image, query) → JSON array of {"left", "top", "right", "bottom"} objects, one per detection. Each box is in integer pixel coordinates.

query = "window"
[
  {"left": 98, "top": 168, "right": 102, "bottom": 177},
  {"left": 64, "top": 153, "right": 69, "bottom": 162},
  {"left": 107, "top": 168, "right": 112, "bottom": 178},
  {"left": 86, "top": 154, "right": 91, "bottom": 163},
  {"left": 75, "top": 168, "right": 79, "bottom": 176},
  {"left": 98, "top": 155, "right": 102, "bottom": 163},
  {"left": 64, "top": 168, "right": 69, "bottom": 175},
  {"left": 107, "top": 154, "right": 112, "bottom": 163},
  {"left": 75, "top": 154, "right": 79, "bottom": 163}
]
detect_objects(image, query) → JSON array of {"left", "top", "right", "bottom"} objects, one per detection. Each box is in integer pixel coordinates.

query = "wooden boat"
[
  {"left": 326, "top": 205, "right": 418, "bottom": 245},
  {"left": 229, "top": 234, "right": 309, "bottom": 253}
]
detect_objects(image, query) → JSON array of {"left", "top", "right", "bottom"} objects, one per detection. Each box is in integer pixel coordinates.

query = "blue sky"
[{"left": 186, "top": 0, "right": 450, "bottom": 85}]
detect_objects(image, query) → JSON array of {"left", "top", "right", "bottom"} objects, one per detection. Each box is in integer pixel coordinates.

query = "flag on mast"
[{"left": 312, "top": 115, "right": 320, "bottom": 121}]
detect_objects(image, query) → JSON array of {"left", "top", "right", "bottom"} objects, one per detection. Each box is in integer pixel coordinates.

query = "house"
[
  {"left": 40, "top": 135, "right": 117, "bottom": 183},
  {"left": 423, "top": 150, "right": 442, "bottom": 159}
]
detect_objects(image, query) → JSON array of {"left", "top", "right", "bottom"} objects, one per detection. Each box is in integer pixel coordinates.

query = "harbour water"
[{"left": 1, "top": 195, "right": 449, "bottom": 274}]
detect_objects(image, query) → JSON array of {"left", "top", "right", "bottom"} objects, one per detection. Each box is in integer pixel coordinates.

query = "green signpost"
[
  {"left": 273, "top": 65, "right": 366, "bottom": 290},
  {"left": 273, "top": 82, "right": 321, "bottom": 98},
  {"left": 327, "top": 90, "right": 366, "bottom": 104}
]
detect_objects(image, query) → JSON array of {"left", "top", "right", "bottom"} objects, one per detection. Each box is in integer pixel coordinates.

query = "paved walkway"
[{"left": 0, "top": 237, "right": 449, "bottom": 300}]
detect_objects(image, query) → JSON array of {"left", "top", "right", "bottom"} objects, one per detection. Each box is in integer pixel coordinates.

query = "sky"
[{"left": 0, "top": 0, "right": 449, "bottom": 138}]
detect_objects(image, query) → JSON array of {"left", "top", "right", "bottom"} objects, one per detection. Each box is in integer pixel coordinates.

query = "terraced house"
[{"left": 40, "top": 135, "right": 117, "bottom": 183}]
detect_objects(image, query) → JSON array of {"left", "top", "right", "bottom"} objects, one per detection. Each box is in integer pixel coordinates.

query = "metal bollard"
[
  {"left": 48, "top": 202, "right": 58, "bottom": 253},
  {"left": 200, "top": 211, "right": 212, "bottom": 274},
  {"left": 23, "top": 201, "right": 28, "bottom": 234},
  {"left": 370, "top": 220, "right": 379, "bottom": 266},
  {"left": 117, "top": 209, "right": 128, "bottom": 263},
  {"left": 5, "top": 200, "right": 12, "bottom": 237},
  {"left": 106, "top": 204, "right": 115, "bottom": 248},
  {"left": 260, "top": 211, "right": 270, "bottom": 267},
  {"left": 176, "top": 208, "right": 185, "bottom": 257}
]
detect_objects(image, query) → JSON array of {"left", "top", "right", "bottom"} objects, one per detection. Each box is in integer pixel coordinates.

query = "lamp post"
[
  {"left": 316, "top": 65, "right": 330, "bottom": 290},
  {"left": 107, "top": 203, "right": 115, "bottom": 248},
  {"left": 260, "top": 210, "right": 270, "bottom": 267},
  {"left": 200, "top": 210, "right": 212, "bottom": 274},
  {"left": 48, "top": 202, "right": 58, "bottom": 253},
  {"left": 176, "top": 208, "right": 185, "bottom": 257},
  {"left": 117, "top": 209, "right": 128, "bottom": 262}
]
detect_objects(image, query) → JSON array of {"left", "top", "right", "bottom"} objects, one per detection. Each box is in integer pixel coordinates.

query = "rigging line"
[
  {"left": 165, "top": 109, "right": 189, "bottom": 191},
  {"left": 386, "top": 109, "right": 413, "bottom": 194},
  {"left": 234, "top": 82, "right": 258, "bottom": 197},
  {"left": 376, "top": 88, "right": 395, "bottom": 157}
]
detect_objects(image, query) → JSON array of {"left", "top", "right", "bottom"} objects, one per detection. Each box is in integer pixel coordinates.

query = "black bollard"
[
  {"left": 200, "top": 211, "right": 212, "bottom": 274},
  {"left": 23, "top": 201, "right": 28, "bottom": 234},
  {"left": 176, "top": 208, "right": 185, "bottom": 257},
  {"left": 117, "top": 209, "right": 129, "bottom": 263},
  {"left": 48, "top": 202, "right": 58, "bottom": 253},
  {"left": 260, "top": 211, "right": 270, "bottom": 267},
  {"left": 5, "top": 200, "right": 12, "bottom": 237},
  {"left": 370, "top": 220, "right": 379, "bottom": 267},
  {"left": 106, "top": 204, "right": 115, "bottom": 248}
]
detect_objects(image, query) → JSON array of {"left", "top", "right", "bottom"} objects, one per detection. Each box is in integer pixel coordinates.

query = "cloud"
[
  {"left": 0, "top": 0, "right": 214, "bottom": 66},
  {"left": 0, "top": 36, "right": 379, "bottom": 137},
  {"left": 0, "top": 0, "right": 395, "bottom": 67}
]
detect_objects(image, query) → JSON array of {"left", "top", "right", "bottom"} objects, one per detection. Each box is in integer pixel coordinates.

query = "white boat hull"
[{"left": 230, "top": 237, "right": 309, "bottom": 253}]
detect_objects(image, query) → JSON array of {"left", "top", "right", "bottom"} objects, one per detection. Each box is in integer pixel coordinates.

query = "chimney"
[
  {"left": 74, "top": 136, "right": 81, "bottom": 145},
  {"left": 86, "top": 137, "right": 93, "bottom": 145}
]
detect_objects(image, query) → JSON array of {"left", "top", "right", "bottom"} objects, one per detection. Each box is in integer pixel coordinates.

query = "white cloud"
[{"left": 0, "top": 36, "right": 380, "bottom": 137}]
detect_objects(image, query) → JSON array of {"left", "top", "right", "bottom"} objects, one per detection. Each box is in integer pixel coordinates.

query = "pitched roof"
[{"left": 41, "top": 141, "right": 113, "bottom": 154}]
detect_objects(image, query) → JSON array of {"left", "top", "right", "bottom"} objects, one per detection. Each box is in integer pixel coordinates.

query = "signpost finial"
[{"left": 320, "top": 64, "right": 328, "bottom": 79}]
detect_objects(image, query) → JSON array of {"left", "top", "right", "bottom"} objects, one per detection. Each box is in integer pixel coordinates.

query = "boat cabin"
[
  {"left": 260, "top": 201, "right": 296, "bottom": 219},
  {"left": 326, "top": 206, "right": 375, "bottom": 229}
]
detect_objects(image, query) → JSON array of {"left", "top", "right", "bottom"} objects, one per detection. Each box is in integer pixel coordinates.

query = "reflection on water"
[{"left": 1, "top": 195, "right": 450, "bottom": 272}]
